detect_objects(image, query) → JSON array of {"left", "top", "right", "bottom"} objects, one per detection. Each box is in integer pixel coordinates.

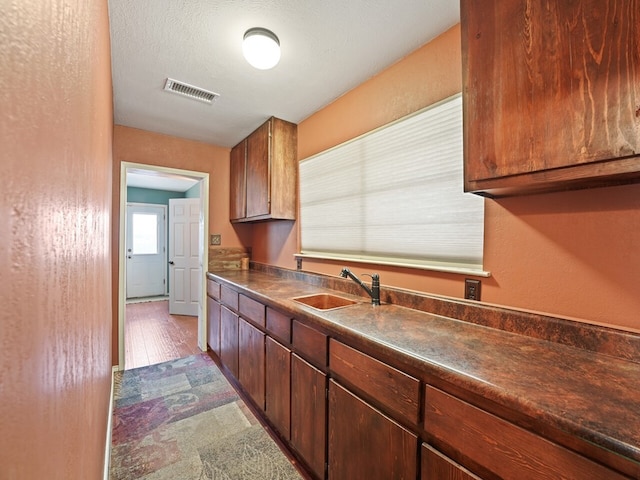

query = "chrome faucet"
[{"left": 340, "top": 268, "right": 380, "bottom": 306}]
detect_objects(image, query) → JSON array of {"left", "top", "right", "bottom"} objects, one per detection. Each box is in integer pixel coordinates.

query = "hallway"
[{"left": 124, "top": 299, "right": 200, "bottom": 369}]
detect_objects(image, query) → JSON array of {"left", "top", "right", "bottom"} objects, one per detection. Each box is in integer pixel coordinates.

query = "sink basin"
[{"left": 292, "top": 293, "right": 357, "bottom": 310}]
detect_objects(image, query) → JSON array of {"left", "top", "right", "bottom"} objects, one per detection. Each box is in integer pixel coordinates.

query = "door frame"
[{"left": 118, "top": 161, "right": 210, "bottom": 369}]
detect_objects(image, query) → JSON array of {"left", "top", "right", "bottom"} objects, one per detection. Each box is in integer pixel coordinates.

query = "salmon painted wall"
[
  {"left": 1, "top": 0, "right": 114, "bottom": 478},
  {"left": 252, "top": 25, "right": 640, "bottom": 333},
  {"left": 111, "top": 126, "right": 251, "bottom": 360}
]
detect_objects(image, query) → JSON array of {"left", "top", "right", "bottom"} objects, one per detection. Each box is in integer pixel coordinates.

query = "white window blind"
[{"left": 299, "top": 94, "right": 486, "bottom": 274}]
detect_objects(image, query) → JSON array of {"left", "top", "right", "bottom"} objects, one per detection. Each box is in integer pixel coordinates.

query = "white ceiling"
[{"left": 108, "top": 0, "right": 460, "bottom": 153}]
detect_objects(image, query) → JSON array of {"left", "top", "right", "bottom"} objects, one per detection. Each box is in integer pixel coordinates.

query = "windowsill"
[{"left": 294, "top": 253, "right": 491, "bottom": 278}]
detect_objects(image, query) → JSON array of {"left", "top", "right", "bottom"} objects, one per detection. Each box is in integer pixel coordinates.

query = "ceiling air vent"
[{"left": 163, "top": 78, "right": 219, "bottom": 105}]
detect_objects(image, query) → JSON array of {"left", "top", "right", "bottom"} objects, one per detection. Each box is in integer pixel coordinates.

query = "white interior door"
[
  {"left": 126, "top": 203, "right": 167, "bottom": 299},
  {"left": 169, "top": 198, "right": 200, "bottom": 316}
]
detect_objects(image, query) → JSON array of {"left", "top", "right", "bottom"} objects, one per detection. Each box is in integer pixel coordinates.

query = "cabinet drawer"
[
  {"left": 266, "top": 337, "right": 291, "bottom": 440},
  {"left": 206, "top": 278, "right": 221, "bottom": 300},
  {"left": 292, "top": 320, "right": 327, "bottom": 368},
  {"left": 424, "top": 386, "right": 627, "bottom": 480},
  {"left": 220, "top": 285, "right": 238, "bottom": 311},
  {"left": 266, "top": 307, "right": 291, "bottom": 344},
  {"left": 330, "top": 339, "right": 420, "bottom": 425},
  {"left": 239, "top": 294, "right": 265, "bottom": 327}
]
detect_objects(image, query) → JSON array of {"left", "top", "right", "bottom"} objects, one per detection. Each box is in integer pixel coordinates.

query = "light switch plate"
[{"left": 210, "top": 234, "right": 221, "bottom": 245}]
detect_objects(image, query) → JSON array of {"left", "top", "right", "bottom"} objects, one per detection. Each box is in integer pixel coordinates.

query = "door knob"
[{"left": 169, "top": 261, "right": 175, "bottom": 265}]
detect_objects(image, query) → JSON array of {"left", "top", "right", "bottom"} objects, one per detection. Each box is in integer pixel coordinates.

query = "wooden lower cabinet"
[
  {"left": 265, "top": 336, "right": 291, "bottom": 440},
  {"left": 203, "top": 281, "right": 636, "bottom": 480},
  {"left": 421, "top": 444, "right": 482, "bottom": 480},
  {"left": 219, "top": 306, "right": 239, "bottom": 378},
  {"left": 238, "top": 318, "right": 265, "bottom": 410},
  {"left": 328, "top": 379, "right": 417, "bottom": 480},
  {"left": 206, "top": 296, "right": 220, "bottom": 356},
  {"left": 291, "top": 353, "right": 327, "bottom": 480}
]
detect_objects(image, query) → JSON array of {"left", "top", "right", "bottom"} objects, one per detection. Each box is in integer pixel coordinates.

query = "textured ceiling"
[{"left": 108, "top": 0, "right": 460, "bottom": 149}]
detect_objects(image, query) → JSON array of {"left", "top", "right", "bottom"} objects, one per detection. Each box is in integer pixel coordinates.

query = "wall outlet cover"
[{"left": 464, "top": 279, "right": 481, "bottom": 301}]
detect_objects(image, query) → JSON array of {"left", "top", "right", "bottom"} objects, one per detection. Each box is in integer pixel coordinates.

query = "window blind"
[{"left": 299, "top": 94, "right": 486, "bottom": 274}]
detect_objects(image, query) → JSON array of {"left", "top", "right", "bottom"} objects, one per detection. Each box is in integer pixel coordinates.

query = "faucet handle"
[{"left": 362, "top": 273, "right": 380, "bottom": 284}]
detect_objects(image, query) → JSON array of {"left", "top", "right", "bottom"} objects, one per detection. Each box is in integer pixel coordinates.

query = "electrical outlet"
[
  {"left": 464, "top": 279, "right": 481, "bottom": 301},
  {"left": 210, "top": 234, "right": 221, "bottom": 245}
]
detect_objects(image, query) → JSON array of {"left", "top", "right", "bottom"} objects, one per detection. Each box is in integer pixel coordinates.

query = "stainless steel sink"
[{"left": 292, "top": 293, "right": 357, "bottom": 310}]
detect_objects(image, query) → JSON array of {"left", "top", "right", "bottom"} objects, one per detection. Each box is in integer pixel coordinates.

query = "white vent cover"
[{"left": 163, "top": 78, "right": 219, "bottom": 104}]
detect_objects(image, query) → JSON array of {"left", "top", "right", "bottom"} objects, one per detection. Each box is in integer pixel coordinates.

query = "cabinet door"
[
  {"left": 462, "top": 0, "right": 640, "bottom": 196},
  {"left": 421, "top": 444, "right": 482, "bottom": 480},
  {"left": 207, "top": 296, "right": 221, "bottom": 356},
  {"left": 219, "top": 306, "right": 239, "bottom": 378},
  {"left": 238, "top": 318, "right": 265, "bottom": 410},
  {"left": 229, "top": 140, "right": 246, "bottom": 220},
  {"left": 265, "top": 336, "right": 291, "bottom": 440},
  {"left": 268, "top": 117, "right": 297, "bottom": 220},
  {"left": 246, "top": 119, "right": 270, "bottom": 218},
  {"left": 291, "top": 353, "right": 326, "bottom": 480},
  {"left": 328, "top": 380, "right": 417, "bottom": 480}
]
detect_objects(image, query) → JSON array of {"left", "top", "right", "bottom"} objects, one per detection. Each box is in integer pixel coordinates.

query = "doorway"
[{"left": 118, "top": 162, "right": 209, "bottom": 370}]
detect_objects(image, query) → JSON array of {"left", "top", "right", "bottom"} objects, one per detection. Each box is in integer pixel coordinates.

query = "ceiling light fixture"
[{"left": 242, "top": 27, "right": 281, "bottom": 70}]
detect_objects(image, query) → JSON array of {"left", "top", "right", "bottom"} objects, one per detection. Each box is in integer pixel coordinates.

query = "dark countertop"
[{"left": 207, "top": 269, "right": 640, "bottom": 467}]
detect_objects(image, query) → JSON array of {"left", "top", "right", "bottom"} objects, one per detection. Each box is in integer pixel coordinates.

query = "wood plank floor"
[{"left": 124, "top": 300, "right": 200, "bottom": 370}]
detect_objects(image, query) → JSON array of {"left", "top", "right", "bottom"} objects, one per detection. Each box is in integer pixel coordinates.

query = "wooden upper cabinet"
[
  {"left": 461, "top": 0, "right": 640, "bottom": 197},
  {"left": 229, "top": 140, "right": 246, "bottom": 221},
  {"left": 230, "top": 117, "right": 297, "bottom": 222}
]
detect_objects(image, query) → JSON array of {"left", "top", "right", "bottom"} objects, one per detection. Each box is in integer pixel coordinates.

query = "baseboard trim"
[{"left": 103, "top": 366, "right": 118, "bottom": 480}]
